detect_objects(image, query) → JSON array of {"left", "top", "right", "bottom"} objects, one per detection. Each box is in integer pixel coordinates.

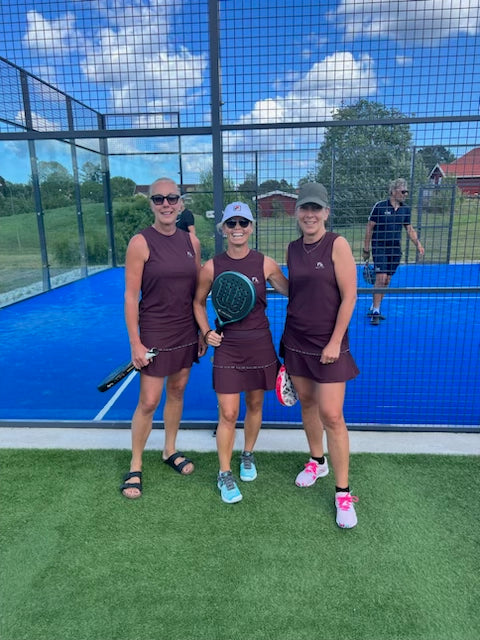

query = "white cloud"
[
  {"left": 80, "top": 9, "right": 208, "bottom": 114},
  {"left": 15, "top": 110, "right": 62, "bottom": 131},
  {"left": 237, "top": 53, "right": 375, "bottom": 127},
  {"left": 224, "top": 52, "right": 377, "bottom": 153},
  {"left": 292, "top": 52, "right": 377, "bottom": 99},
  {"left": 23, "top": 10, "right": 87, "bottom": 54},
  {"left": 23, "top": 4, "right": 208, "bottom": 117},
  {"left": 334, "top": 0, "right": 480, "bottom": 45}
]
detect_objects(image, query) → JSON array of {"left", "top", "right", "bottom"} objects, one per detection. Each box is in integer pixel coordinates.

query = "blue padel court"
[{"left": 1, "top": 265, "right": 479, "bottom": 430}]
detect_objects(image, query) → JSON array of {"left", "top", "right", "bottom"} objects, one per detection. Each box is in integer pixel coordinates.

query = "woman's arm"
[
  {"left": 124, "top": 234, "right": 151, "bottom": 369},
  {"left": 193, "top": 260, "right": 221, "bottom": 347},
  {"left": 321, "top": 236, "right": 357, "bottom": 362},
  {"left": 264, "top": 255, "right": 288, "bottom": 296}
]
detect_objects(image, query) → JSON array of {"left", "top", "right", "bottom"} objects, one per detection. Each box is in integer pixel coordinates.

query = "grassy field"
[
  {"left": 1, "top": 449, "right": 479, "bottom": 640},
  {"left": 0, "top": 195, "right": 478, "bottom": 293},
  {"left": 0, "top": 203, "right": 108, "bottom": 293}
]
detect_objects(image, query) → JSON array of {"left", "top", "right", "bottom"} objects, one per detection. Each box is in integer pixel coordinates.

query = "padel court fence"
[{"left": 0, "top": 1, "right": 479, "bottom": 429}]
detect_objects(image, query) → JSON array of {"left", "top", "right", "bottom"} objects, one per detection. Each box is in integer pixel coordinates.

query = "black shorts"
[{"left": 372, "top": 247, "right": 401, "bottom": 276}]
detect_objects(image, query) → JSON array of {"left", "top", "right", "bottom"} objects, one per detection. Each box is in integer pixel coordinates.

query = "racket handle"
[{"left": 134, "top": 348, "right": 159, "bottom": 369}]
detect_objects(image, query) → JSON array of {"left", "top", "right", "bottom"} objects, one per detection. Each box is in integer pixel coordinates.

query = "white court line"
[{"left": 94, "top": 370, "right": 138, "bottom": 421}]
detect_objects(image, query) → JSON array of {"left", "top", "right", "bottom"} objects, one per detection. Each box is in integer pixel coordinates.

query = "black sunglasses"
[
  {"left": 150, "top": 194, "right": 181, "bottom": 205},
  {"left": 225, "top": 218, "right": 250, "bottom": 228},
  {"left": 401, "top": 190, "right": 409, "bottom": 194}
]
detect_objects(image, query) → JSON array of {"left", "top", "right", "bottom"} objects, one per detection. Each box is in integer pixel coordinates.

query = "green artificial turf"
[{"left": 1, "top": 450, "right": 478, "bottom": 640}]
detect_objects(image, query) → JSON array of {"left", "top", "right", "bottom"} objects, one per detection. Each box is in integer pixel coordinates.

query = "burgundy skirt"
[
  {"left": 140, "top": 334, "right": 199, "bottom": 378},
  {"left": 213, "top": 328, "right": 279, "bottom": 394},
  {"left": 282, "top": 343, "right": 359, "bottom": 384}
]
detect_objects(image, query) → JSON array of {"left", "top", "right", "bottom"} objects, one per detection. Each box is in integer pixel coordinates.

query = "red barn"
[
  {"left": 254, "top": 191, "right": 298, "bottom": 218},
  {"left": 429, "top": 148, "right": 480, "bottom": 196}
]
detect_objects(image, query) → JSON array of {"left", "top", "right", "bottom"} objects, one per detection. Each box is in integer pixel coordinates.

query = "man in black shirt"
[{"left": 176, "top": 200, "right": 196, "bottom": 234}]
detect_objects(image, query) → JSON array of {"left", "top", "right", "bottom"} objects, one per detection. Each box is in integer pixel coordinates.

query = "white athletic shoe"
[
  {"left": 335, "top": 492, "right": 359, "bottom": 529},
  {"left": 295, "top": 457, "right": 329, "bottom": 487}
]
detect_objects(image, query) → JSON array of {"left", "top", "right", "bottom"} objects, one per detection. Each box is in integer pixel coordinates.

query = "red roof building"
[
  {"left": 429, "top": 148, "right": 480, "bottom": 196},
  {"left": 254, "top": 191, "right": 298, "bottom": 218}
]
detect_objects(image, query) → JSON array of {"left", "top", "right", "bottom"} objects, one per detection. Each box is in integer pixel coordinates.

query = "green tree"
[
  {"left": 37, "top": 161, "right": 71, "bottom": 183},
  {"left": 258, "top": 179, "right": 295, "bottom": 195},
  {"left": 315, "top": 100, "right": 414, "bottom": 225},
  {"left": 80, "top": 181, "right": 104, "bottom": 202},
  {"left": 113, "top": 196, "right": 153, "bottom": 262},
  {"left": 0, "top": 179, "right": 33, "bottom": 216},
  {"left": 188, "top": 169, "right": 239, "bottom": 219},
  {"left": 237, "top": 173, "right": 257, "bottom": 199},
  {"left": 80, "top": 161, "right": 102, "bottom": 183},
  {"left": 110, "top": 176, "right": 135, "bottom": 198},
  {"left": 187, "top": 170, "right": 243, "bottom": 261},
  {"left": 36, "top": 161, "right": 74, "bottom": 209},
  {"left": 416, "top": 146, "right": 456, "bottom": 173}
]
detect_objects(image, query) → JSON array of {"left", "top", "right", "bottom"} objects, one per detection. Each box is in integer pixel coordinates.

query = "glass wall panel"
[
  {"left": 0, "top": 140, "right": 40, "bottom": 306},
  {"left": 77, "top": 148, "right": 110, "bottom": 273},
  {"left": 35, "top": 140, "right": 82, "bottom": 287}
]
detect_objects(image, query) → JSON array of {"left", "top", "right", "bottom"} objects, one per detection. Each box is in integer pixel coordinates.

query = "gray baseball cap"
[{"left": 296, "top": 183, "right": 329, "bottom": 208}]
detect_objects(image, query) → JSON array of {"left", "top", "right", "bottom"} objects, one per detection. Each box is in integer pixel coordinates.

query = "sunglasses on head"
[
  {"left": 150, "top": 194, "right": 181, "bottom": 205},
  {"left": 225, "top": 218, "right": 250, "bottom": 228}
]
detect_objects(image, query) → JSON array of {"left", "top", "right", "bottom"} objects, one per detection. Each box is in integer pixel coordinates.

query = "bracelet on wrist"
[{"left": 203, "top": 329, "right": 213, "bottom": 344}]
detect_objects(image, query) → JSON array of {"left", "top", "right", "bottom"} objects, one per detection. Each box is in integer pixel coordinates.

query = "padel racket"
[
  {"left": 275, "top": 364, "right": 298, "bottom": 407},
  {"left": 97, "top": 348, "right": 159, "bottom": 392},
  {"left": 211, "top": 271, "right": 256, "bottom": 332},
  {"left": 363, "top": 261, "right": 376, "bottom": 285}
]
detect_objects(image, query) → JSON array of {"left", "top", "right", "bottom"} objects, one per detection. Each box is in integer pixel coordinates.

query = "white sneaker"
[
  {"left": 295, "top": 458, "right": 329, "bottom": 487},
  {"left": 335, "top": 492, "right": 359, "bottom": 528}
]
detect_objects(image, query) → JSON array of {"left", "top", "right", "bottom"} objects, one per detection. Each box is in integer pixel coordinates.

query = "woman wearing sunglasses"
[
  {"left": 120, "top": 177, "right": 206, "bottom": 499},
  {"left": 194, "top": 202, "right": 288, "bottom": 504}
]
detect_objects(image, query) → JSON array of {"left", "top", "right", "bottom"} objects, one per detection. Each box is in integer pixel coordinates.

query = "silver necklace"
[{"left": 302, "top": 232, "right": 326, "bottom": 255}]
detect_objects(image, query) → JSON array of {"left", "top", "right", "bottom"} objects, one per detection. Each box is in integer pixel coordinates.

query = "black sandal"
[
  {"left": 163, "top": 452, "right": 194, "bottom": 475},
  {"left": 120, "top": 471, "right": 142, "bottom": 498}
]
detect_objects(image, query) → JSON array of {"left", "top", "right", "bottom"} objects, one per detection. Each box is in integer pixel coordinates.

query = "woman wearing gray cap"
[
  {"left": 194, "top": 202, "right": 288, "bottom": 504},
  {"left": 280, "top": 183, "right": 360, "bottom": 528}
]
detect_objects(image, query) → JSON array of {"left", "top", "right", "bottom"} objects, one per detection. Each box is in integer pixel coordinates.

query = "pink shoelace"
[
  {"left": 336, "top": 493, "right": 359, "bottom": 511},
  {"left": 304, "top": 461, "right": 320, "bottom": 477}
]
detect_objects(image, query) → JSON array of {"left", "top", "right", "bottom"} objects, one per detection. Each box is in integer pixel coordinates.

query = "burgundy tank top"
[
  {"left": 285, "top": 232, "right": 349, "bottom": 349},
  {"left": 213, "top": 250, "right": 269, "bottom": 331},
  {"left": 138, "top": 226, "right": 198, "bottom": 345}
]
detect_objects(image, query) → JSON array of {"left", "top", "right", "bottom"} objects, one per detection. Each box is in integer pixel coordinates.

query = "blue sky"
[{"left": 1, "top": 0, "right": 479, "bottom": 185}]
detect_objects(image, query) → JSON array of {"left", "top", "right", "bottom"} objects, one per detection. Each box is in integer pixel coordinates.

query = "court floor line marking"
[{"left": 93, "top": 370, "right": 138, "bottom": 421}]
